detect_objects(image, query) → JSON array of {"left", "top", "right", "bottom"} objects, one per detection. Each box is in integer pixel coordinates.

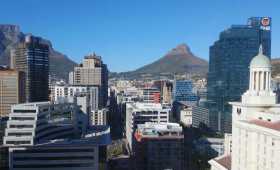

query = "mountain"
[
  {"left": 272, "top": 58, "right": 280, "bottom": 77},
  {"left": 115, "top": 44, "right": 208, "bottom": 79},
  {"left": 0, "top": 24, "right": 76, "bottom": 80}
]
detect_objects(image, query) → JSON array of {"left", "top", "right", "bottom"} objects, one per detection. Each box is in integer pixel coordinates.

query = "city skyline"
[{"left": 1, "top": 0, "right": 280, "bottom": 72}]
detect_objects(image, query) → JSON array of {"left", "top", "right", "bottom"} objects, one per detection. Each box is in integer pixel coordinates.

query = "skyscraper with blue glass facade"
[
  {"left": 207, "top": 17, "right": 271, "bottom": 133},
  {"left": 173, "top": 80, "right": 198, "bottom": 104}
]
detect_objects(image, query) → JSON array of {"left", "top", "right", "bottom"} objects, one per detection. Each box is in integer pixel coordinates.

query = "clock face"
[{"left": 261, "top": 17, "right": 270, "bottom": 26}]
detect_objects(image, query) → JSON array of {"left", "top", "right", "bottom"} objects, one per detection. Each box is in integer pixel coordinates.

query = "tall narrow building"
[
  {"left": 207, "top": 17, "right": 271, "bottom": 133},
  {"left": 11, "top": 35, "right": 49, "bottom": 102},
  {"left": 0, "top": 68, "right": 25, "bottom": 116},
  {"left": 73, "top": 54, "right": 108, "bottom": 108}
]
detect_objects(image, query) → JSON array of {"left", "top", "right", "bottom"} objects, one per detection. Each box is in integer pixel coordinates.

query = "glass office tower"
[
  {"left": 11, "top": 35, "right": 49, "bottom": 102},
  {"left": 207, "top": 17, "right": 271, "bottom": 133}
]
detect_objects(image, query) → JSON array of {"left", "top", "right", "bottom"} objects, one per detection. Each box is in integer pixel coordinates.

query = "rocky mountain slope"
[
  {"left": 114, "top": 44, "right": 208, "bottom": 79},
  {"left": 0, "top": 24, "right": 76, "bottom": 80}
]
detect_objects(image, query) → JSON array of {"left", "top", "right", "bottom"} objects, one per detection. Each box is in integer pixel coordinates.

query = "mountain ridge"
[
  {"left": 0, "top": 24, "right": 77, "bottom": 80},
  {"left": 112, "top": 44, "right": 208, "bottom": 79}
]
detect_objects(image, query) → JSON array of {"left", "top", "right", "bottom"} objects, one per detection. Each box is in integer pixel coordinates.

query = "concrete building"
[
  {"left": 0, "top": 116, "right": 8, "bottom": 144},
  {"left": 223, "top": 133, "right": 232, "bottom": 155},
  {"left": 3, "top": 102, "right": 79, "bottom": 146},
  {"left": 142, "top": 87, "right": 161, "bottom": 103},
  {"left": 91, "top": 109, "right": 108, "bottom": 126},
  {"left": 209, "top": 46, "right": 280, "bottom": 170},
  {"left": 126, "top": 102, "right": 170, "bottom": 150},
  {"left": 68, "top": 71, "right": 74, "bottom": 85},
  {"left": 195, "top": 137, "right": 224, "bottom": 157},
  {"left": 54, "top": 85, "right": 99, "bottom": 111},
  {"left": 207, "top": 17, "right": 271, "bottom": 133},
  {"left": 8, "top": 141, "right": 99, "bottom": 170},
  {"left": 172, "top": 101, "right": 193, "bottom": 126},
  {"left": 162, "top": 81, "right": 173, "bottom": 104},
  {"left": 153, "top": 80, "right": 173, "bottom": 104},
  {"left": 73, "top": 54, "right": 108, "bottom": 107},
  {"left": 0, "top": 69, "right": 25, "bottom": 116},
  {"left": 192, "top": 104, "right": 210, "bottom": 128},
  {"left": 134, "top": 122, "right": 184, "bottom": 170},
  {"left": 2, "top": 102, "right": 111, "bottom": 170},
  {"left": 6, "top": 126, "right": 111, "bottom": 170},
  {"left": 179, "top": 107, "right": 192, "bottom": 126},
  {"left": 10, "top": 35, "right": 49, "bottom": 102}
]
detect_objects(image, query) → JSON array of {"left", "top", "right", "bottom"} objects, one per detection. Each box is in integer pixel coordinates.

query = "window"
[
  {"left": 13, "top": 110, "right": 36, "bottom": 113},
  {"left": 11, "top": 117, "right": 34, "bottom": 121},
  {"left": 9, "top": 125, "right": 33, "bottom": 128},
  {"left": 6, "top": 141, "right": 30, "bottom": 145},
  {"left": 237, "top": 108, "right": 241, "bottom": 115}
]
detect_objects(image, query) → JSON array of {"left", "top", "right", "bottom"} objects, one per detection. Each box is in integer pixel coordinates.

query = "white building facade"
[
  {"left": 54, "top": 85, "right": 99, "bottom": 110},
  {"left": 3, "top": 102, "right": 78, "bottom": 146},
  {"left": 209, "top": 46, "right": 280, "bottom": 170},
  {"left": 90, "top": 109, "right": 108, "bottom": 126},
  {"left": 180, "top": 107, "right": 192, "bottom": 126}
]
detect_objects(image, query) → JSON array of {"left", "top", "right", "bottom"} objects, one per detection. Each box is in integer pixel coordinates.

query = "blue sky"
[{"left": 0, "top": 0, "right": 279, "bottom": 72}]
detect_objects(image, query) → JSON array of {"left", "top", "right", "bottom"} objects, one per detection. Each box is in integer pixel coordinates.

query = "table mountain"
[{"left": 0, "top": 24, "right": 76, "bottom": 80}]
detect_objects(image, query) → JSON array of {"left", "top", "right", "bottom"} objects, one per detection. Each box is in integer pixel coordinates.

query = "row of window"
[
  {"left": 13, "top": 156, "right": 94, "bottom": 161},
  {"left": 13, "top": 110, "right": 36, "bottom": 113},
  {"left": 13, "top": 163, "right": 95, "bottom": 168},
  {"left": 14, "top": 148, "right": 94, "bottom": 153},
  {"left": 6, "top": 141, "right": 30, "bottom": 145}
]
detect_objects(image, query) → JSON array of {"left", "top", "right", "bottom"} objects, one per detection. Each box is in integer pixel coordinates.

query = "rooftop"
[
  {"left": 84, "top": 53, "right": 101, "bottom": 60},
  {"left": 250, "top": 45, "right": 271, "bottom": 68},
  {"left": 127, "top": 102, "right": 168, "bottom": 111},
  {"left": 135, "top": 122, "right": 183, "bottom": 142},
  {"left": 214, "top": 155, "right": 231, "bottom": 170},
  {"left": 12, "top": 101, "right": 50, "bottom": 107},
  {"left": 37, "top": 126, "right": 111, "bottom": 147},
  {"left": 248, "top": 119, "right": 280, "bottom": 131}
]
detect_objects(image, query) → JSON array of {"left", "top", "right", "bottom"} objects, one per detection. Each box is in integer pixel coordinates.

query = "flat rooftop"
[{"left": 135, "top": 122, "right": 183, "bottom": 141}]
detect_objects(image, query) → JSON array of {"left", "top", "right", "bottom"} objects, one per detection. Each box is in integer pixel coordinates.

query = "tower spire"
[{"left": 259, "top": 44, "right": 263, "bottom": 54}]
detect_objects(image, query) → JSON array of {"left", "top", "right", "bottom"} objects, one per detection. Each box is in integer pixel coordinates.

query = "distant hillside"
[
  {"left": 272, "top": 58, "right": 280, "bottom": 77},
  {"left": 114, "top": 44, "right": 208, "bottom": 79},
  {"left": 0, "top": 24, "right": 76, "bottom": 80}
]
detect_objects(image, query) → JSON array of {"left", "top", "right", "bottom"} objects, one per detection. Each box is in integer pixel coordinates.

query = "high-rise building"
[
  {"left": 11, "top": 35, "right": 49, "bottom": 102},
  {"left": 0, "top": 69, "right": 25, "bottom": 116},
  {"left": 209, "top": 46, "right": 280, "bottom": 170},
  {"left": 173, "top": 80, "right": 198, "bottom": 105},
  {"left": 207, "top": 17, "right": 271, "bottom": 133},
  {"left": 134, "top": 122, "right": 184, "bottom": 170},
  {"left": 73, "top": 54, "right": 108, "bottom": 108}
]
